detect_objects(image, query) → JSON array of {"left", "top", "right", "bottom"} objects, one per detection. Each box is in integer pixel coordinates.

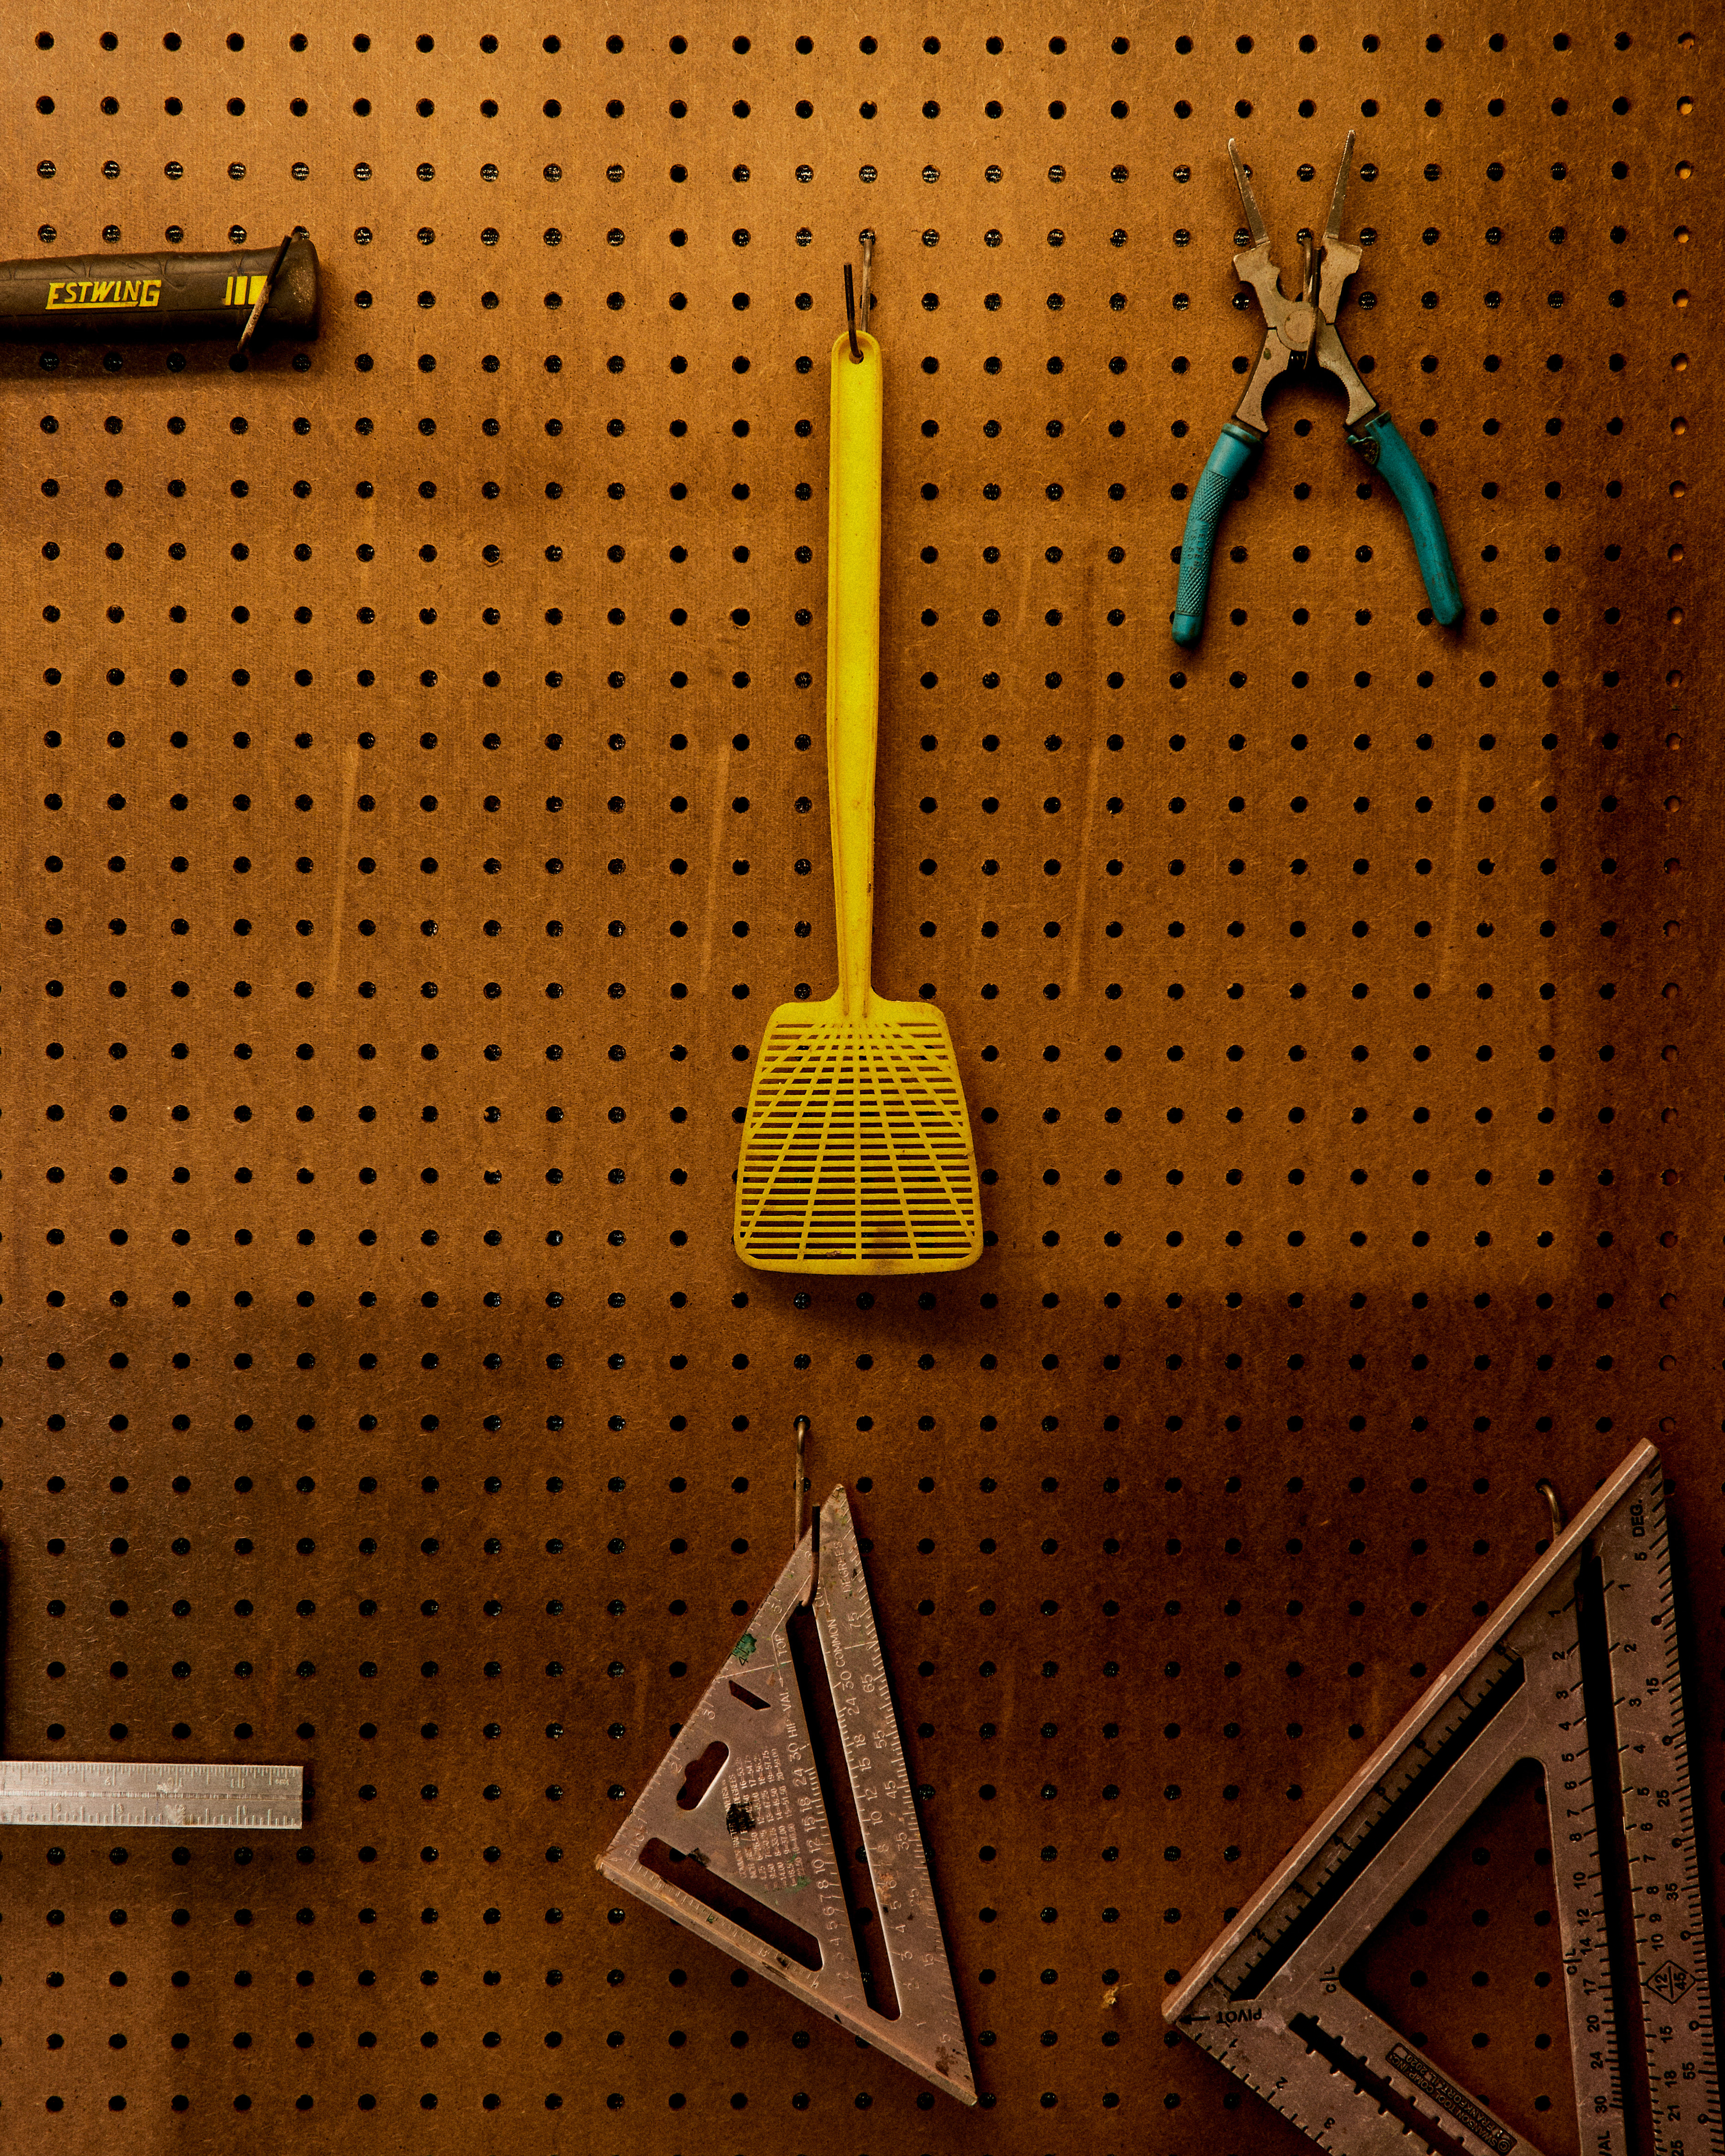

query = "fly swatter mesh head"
[{"left": 733, "top": 998, "right": 982, "bottom": 1273}]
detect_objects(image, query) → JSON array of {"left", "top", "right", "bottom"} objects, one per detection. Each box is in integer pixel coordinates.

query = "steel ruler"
[
  {"left": 1166, "top": 1440, "right": 1719, "bottom": 2156},
  {"left": 0, "top": 1760, "right": 302, "bottom": 1829}
]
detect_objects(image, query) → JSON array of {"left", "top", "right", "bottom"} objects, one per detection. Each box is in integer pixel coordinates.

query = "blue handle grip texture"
[
  {"left": 1171, "top": 420, "right": 1261, "bottom": 648},
  {"left": 1350, "top": 412, "right": 1463, "bottom": 627}
]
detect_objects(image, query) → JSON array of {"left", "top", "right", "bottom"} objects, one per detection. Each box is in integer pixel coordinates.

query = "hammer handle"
[{"left": 0, "top": 232, "right": 319, "bottom": 342}]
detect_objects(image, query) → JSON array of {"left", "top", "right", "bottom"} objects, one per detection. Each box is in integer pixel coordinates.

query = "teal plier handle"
[
  {"left": 1171, "top": 421, "right": 1261, "bottom": 648},
  {"left": 1171, "top": 411, "right": 1464, "bottom": 647},
  {"left": 1348, "top": 411, "right": 1462, "bottom": 627}
]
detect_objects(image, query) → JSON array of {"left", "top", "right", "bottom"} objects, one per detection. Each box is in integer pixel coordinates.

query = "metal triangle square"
[
  {"left": 598, "top": 1484, "right": 976, "bottom": 2105},
  {"left": 1167, "top": 1441, "right": 1718, "bottom": 2156}
]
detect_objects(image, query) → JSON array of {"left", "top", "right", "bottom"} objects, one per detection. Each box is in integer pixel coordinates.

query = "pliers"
[{"left": 1171, "top": 132, "right": 1463, "bottom": 648}]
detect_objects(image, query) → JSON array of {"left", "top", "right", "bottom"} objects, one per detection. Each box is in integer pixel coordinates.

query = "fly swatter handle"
[{"left": 827, "top": 327, "right": 882, "bottom": 1019}]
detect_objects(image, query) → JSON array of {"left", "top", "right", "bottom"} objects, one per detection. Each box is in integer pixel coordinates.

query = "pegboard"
[{"left": 0, "top": 4, "right": 1718, "bottom": 2151}]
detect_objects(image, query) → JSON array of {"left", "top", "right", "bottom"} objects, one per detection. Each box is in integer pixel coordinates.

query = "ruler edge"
[
  {"left": 1165, "top": 1437, "right": 1660, "bottom": 2023},
  {"left": 812, "top": 1482, "right": 979, "bottom": 2101},
  {"left": 0, "top": 1760, "right": 303, "bottom": 1785},
  {"left": 1601, "top": 1465, "right": 1722, "bottom": 2154}
]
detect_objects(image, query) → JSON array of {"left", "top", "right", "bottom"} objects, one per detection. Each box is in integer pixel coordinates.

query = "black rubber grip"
[{"left": 0, "top": 232, "right": 319, "bottom": 342}]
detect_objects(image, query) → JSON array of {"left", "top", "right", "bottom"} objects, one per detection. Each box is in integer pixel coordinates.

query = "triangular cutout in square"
[{"left": 598, "top": 1484, "right": 976, "bottom": 2106}]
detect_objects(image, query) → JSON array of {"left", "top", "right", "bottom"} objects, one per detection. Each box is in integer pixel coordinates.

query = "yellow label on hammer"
[{"left": 45, "top": 278, "right": 162, "bottom": 310}]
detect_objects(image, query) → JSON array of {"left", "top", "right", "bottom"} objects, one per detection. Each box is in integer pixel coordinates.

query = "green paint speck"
[{"left": 732, "top": 1631, "right": 757, "bottom": 1665}]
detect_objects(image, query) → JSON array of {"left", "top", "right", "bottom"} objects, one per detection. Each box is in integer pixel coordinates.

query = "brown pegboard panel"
[{"left": 0, "top": 4, "right": 1717, "bottom": 2151}]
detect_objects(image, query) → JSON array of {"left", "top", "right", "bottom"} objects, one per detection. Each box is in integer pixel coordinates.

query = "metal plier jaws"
[
  {"left": 1171, "top": 133, "right": 1463, "bottom": 647},
  {"left": 1228, "top": 137, "right": 1375, "bottom": 434}
]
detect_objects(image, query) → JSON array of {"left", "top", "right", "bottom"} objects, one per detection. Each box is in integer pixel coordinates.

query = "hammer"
[{"left": 0, "top": 226, "right": 319, "bottom": 347}]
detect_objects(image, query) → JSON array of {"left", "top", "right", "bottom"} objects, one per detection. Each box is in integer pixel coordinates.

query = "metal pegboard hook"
[
  {"left": 792, "top": 1416, "right": 820, "bottom": 1605},
  {"left": 843, "top": 232, "right": 874, "bottom": 361},
  {"left": 794, "top": 1415, "right": 810, "bottom": 1548},
  {"left": 237, "top": 226, "right": 301, "bottom": 352},
  {"left": 1535, "top": 1477, "right": 1567, "bottom": 1540}
]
